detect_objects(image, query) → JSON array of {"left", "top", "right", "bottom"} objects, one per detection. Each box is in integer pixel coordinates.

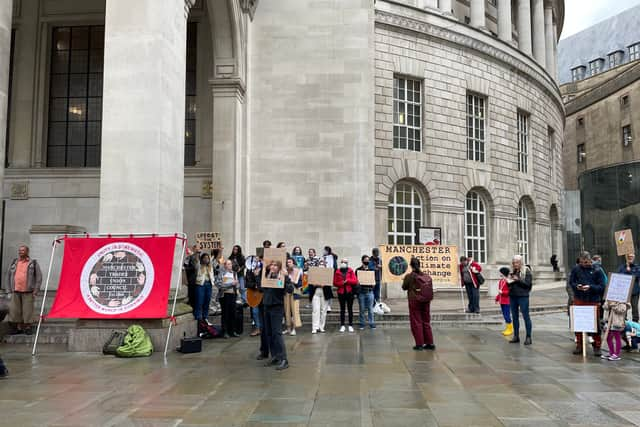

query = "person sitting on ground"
[
  {"left": 401, "top": 257, "right": 434, "bottom": 351},
  {"left": 495, "top": 267, "right": 512, "bottom": 337},
  {"left": 624, "top": 319, "right": 640, "bottom": 351},
  {"left": 333, "top": 258, "right": 358, "bottom": 333}
]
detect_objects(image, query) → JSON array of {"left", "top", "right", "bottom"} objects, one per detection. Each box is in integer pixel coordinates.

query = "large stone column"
[
  {"left": 470, "top": 0, "right": 486, "bottom": 30},
  {"left": 497, "top": 0, "right": 512, "bottom": 43},
  {"left": 0, "top": 0, "right": 11, "bottom": 245},
  {"left": 517, "top": 0, "right": 532, "bottom": 55},
  {"left": 439, "top": 0, "right": 453, "bottom": 15},
  {"left": 532, "top": 0, "right": 546, "bottom": 67},
  {"left": 99, "top": 0, "right": 192, "bottom": 233},
  {"left": 544, "top": 6, "right": 555, "bottom": 77},
  {"left": 210, "top": 79, "right": 246, "bottom": 247}
]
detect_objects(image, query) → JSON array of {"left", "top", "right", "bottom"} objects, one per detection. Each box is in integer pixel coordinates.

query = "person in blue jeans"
[
  {"left": 356, "top": 255, "right": 376, "bottom": 330},
  {"left": 507, "top": 255, "right": 533, "bottom": 345},
  {"left": 369, "top": 248, "right": 382, "bottom": 302},
  {"left": 194, "top": 253, "right": 214, "bottom": 323}
]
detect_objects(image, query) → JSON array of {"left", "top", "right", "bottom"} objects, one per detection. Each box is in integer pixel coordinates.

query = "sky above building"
[{"left": 561, "top": 0, "right": 640, "bottom": 39}]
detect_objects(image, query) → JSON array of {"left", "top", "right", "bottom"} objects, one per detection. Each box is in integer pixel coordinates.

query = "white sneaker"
[
  {"left": 311, "top": 329, "right": 317, "bottom": 334},
  {"left": 327, "top": 305, "right": 332, "bottom": 312},
  {"left": 283, "top": 330, "right": 290, "bottom": 335},
  {"left": 339, "top": 325, "right": 346, "bottom": 333},
  {"left": 320, "top": 328, "right": 326, "bottom": 333},
  {"left": 348, "top": 326, "right": 354, "bottom": 333},
  {"left": 290, "top": 329, "right": 296, "bottom": 336}
]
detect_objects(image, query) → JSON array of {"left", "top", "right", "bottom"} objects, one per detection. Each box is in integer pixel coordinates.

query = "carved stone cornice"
[
  {"left": 374, "top": 7, "right": 564, "bottom": 113},
  {"left": 209, "top": 77, "right": 246, "bottom": 101}
]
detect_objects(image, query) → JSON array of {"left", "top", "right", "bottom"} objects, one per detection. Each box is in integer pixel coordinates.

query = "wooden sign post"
[{"left": 570, "top": 305, "right": 598, "bottom": 359}]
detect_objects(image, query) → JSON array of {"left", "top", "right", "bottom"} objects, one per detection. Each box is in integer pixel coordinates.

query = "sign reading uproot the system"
[
  {"left": 570, "top": 305, "right": 598, "bottom": 333},
  {"left": 380, "top": 245, "right": 459, "bottom": 286},
  {"left": 605, "top": 273, "right": 634, "bottom": 303},
  {"left": 615, "top": 229, "right": 635, "bottom": 256},
  {"left": 195, "top": 232, "right": 221, "bottom": 250},
  {"left": 261, "top": 248, "right": 287, "bottom": 289},
  {"left": 307, "top": 267, "right": 334, "bottom": 287},
  {"left": 357, "top": 270, "right": 376, "bottom": 286}
]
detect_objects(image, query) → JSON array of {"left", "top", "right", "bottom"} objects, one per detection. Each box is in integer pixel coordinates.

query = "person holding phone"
[{"left": 569, "top": 251, "right": 606, "bottom": 356}]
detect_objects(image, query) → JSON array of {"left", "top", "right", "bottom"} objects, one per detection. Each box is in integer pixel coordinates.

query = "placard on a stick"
[
  {"left": 195, "top": 232, "right": 221, "bottom": 250},
  {"left": 357, "top": 270, "right": 376, "bottom": 286},
  {"left": 307, "top": 267, "right": 334, "bottom": 287},
  {"left": 605, "top": 273, "right": 634, "bottom": 303},
  {"left": 261, "top": 248, "right": 287, "bottom": 289},
  {"left": 570, "top": 305, "right": 598, "bottom": 333},
  {"left": 615, "top": 229, "right": 635, "bottom": 256}
]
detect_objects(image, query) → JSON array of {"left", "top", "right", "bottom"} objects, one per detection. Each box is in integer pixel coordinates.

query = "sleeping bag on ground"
[{"left": 116, "top": 325, "right": 153, "bottom": 358}]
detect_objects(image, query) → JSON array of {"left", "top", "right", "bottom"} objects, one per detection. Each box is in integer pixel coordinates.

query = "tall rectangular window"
[
  {"left": 6, "top": 30, "right": 15, "bottom": 168},
  {"left": 47, "top": 26, "right": 104, "bottom": 167},
  {"left": 571, "top": 66, "right": 585, "bottom": 82},
  {"left": 517, "top": 112, "right": 529, "bottom": 173},
  {"left": 629, "top": 43, "right": 640, "bottom": 61},
  {"left": 466, "top": 93, "right": 486, "bottom": 162},
  {"left": 548, "top": 128, "right": 555, "bottom": 180},
  {"left": 588, "top": 59, "right": 602, "bottom": 76},
  {"left": 185, "top": 23, "right": 197, "bottom": 166},
  {"left": 393, "top": 77, "right": 422, "bottom": 152},
  {"left": 577, "top": 144, "right": 585, "bottom": 164},
  {"left": 623, "top": 125, "right": 632, "bottom": 147}
]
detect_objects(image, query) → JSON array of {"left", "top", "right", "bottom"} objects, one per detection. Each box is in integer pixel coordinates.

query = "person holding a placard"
[
  {"left": 194, "top": 253, "right": 215, "bottom": 325},
  {"left": 569, "top": 252, "right": 606, "bottom": 356},
  {"left": 356, "top": 255, "right": 376, "bottom": 330},
  {"left": 220, "top": 260, "right": 239, "bottom": 338},
  {"left": 602, "top": 300, "right": 630, "bottom": 360},
  {"left": 333, "top": 259, "right": 358, "bottom": 333},
  {"left": 617, "top": 254, "right": 640, "bottom": 322},
  {"left": 283, "top": 258, "right": 303, "bottom": 336},
  {"left": 304, "top": 248, "right": 322, "bottom": 309},
  {"left": 369, "top": 248, "right": 383, "bottom": 303},
  {"left": 507, "top": 255, "right": 533, "bottom": 345},
  {"left": 262, "top": 261, "right": 293, "bottom": 370},
  {"left": 459, "top": 256, "right": 482, "bottom": 314}
]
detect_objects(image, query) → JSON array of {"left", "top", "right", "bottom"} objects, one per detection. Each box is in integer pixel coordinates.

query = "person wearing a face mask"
[
  {"left": 333, "top": 259, "right": 358, "bottom": 333},
  {"left": 369, "top": 248, "right": 383, "bottom": 302}
]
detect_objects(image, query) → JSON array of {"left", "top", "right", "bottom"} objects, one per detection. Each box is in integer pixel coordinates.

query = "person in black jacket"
[
  {"left": 569, "top": 251, "right": 606, "bottom": 356},
  {"left": 262, "top": 261, "right": 294, "bottom": 371},
  {"left": 508, "top": 255, "right": 533, "bottom": 345}
]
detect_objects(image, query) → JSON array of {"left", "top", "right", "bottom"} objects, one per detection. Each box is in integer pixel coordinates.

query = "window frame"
[
  {"left": 588, "top": 59, "right": 602, "bottom": 76},
  {"left": 517, "top": 111, "right": 529, "bottom": 174},
  {"left": 387, "top": 182, "right": 423, "bottom": 245},
  {"left": 466, "top": 93, "right": 486, "bottom": 162},
  {"left": 571, "top": 66, "right": 585, "bottom": 82},
  {"left": 629, "top": 43, "right": 640, "bottom": 61},
  {"left": 577, "top": 143, "right": 586, "bottom": 164},
  {"left": 184, "top": 22, "right": 198, "bottom": 166},
  {"left": 392, "top": 76, "right": 422, "bottom": 152},
  {"left": 623, "top": 125, "right": 632, "bottom": 147},
  {"left": 464, "top": 191, "right": 487, "bottom": 264},
  {"left": 517, "top": 200, "right": 529, "bottom": 265}
]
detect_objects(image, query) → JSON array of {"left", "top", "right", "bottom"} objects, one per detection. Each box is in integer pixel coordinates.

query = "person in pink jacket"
[{"left": 495, "top": 267, "right": 512, "bottom": 336}]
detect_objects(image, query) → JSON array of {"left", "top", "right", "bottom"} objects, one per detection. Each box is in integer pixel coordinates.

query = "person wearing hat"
[{"left": 495, "top": 267, "right": 512, "bottom": 337}]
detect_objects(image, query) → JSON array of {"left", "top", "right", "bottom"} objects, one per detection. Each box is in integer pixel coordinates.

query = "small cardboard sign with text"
[
  {"left": 261, "top": 248, "right": 287, "bottom": 289},
  {"left": 307, "top": 267, "right": 334, "bottom": 287},
  {"left": 380, "top": 245, "right": 459, "bottom": 286},
  {"left": 195, "top": 232, "right": 221, "bottom": 251},
  {"left": 615, "top": 229, "right": 635, "bottom": 256},
  {"left": 357, "top": 270, "right": 376, "bottom": 286}
]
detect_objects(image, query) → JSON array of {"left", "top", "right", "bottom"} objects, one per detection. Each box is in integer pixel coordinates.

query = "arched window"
[
  {"left": 465, "top": 191, "right": 487, "bottom": 263},
  {"left": 517, "top": 200, "right": 529, "bottom": 264},
  {"left": 388, "top": 182, "right": 422, "bottom": 245}
]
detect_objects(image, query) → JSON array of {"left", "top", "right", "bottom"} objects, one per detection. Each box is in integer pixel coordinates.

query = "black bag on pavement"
[
  {"left": 102, "top": 330, "right": 127, "bottom": 355},
  {"left": 177, "top": 332, "right": 202, "bottom": 353},
  {"left": 234, "top": 303, "right": 244, "bottom": 335},
  {"left": 0, "top": 357, "right": 7, "bottom": 378},
  {"left": 476, "top": 272, "right": 485, "bottom": 285},
  {"left": 198, "top": 320, "right": 222, "bottom": 339}
]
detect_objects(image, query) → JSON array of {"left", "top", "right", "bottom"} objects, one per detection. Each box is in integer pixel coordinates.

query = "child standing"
[
  {"left": 603, "top": 300, "right": 630, "bottom": 360},
  {"left": 495, "top": 267, "right": 512, "bottom": 336}
]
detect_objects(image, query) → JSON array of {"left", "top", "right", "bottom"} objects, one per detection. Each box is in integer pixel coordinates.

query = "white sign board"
[
  {"left": 570, "top": 305, "right": 598, "bottom": 333},
  {"left": 605, "top": 273, "right": 634, "bottom": 303}
]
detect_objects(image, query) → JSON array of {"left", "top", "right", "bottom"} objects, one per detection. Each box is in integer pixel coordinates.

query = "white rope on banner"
[
  {"left": 32, "top": 239, "right": 61, "bottom": 356},
  {"left": 164, "top": 238, "right": 187, "bottom": 359}
]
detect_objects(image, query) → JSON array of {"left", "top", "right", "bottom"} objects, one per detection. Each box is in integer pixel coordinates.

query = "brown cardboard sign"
[
  {"left": 615, "top": 229, "right": 635, "bottom": 256},
  {"left": 261, "top": 248, "right": 287, "bottom": 289},
  {"left": 357, "top": 270, "right": 376, "bottom": 286},
  {"left": 195, "top": 232, "right": 221, "bottom": 250},
  {"left": 307, "top": 267, "right": 334, "bottom": 287},
  {"left": 380, "top": 245, "right": 459, "bottom": 286}
]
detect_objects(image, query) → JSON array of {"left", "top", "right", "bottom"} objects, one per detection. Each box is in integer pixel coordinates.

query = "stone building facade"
[{"left": 0, "top": 0, "right": 565, "bottom": 290}]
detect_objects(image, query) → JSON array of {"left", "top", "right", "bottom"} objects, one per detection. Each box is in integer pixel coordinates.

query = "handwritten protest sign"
[
  {"left": 615, "top": 229, "right": 635, "bottom": 256},
  {"left": 570, "top": 305, "right": 598, "bottom": 333},
  {"left": 380, "top": 245, "right": 458, "bottom": 286},
  {"left": 261, "top": 248, "right": 287, "bottom": 289},
  {"left": 357, "top": 270, "right": 376, "bottom": 286},
  {"left": 605, "top": 273, "right": 634, "bottom": 303},
  {"left": 307, "top": 267, "right": 334, "bottom": 287},
  {"left": 195, "top": 232, "right": 221, "bottom": 250}
]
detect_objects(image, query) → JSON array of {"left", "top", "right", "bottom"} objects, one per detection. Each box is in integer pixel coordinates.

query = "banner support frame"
[
  {"left": 164, "top": 237, "right": 188, "bottom": 359},
  {"left": 32, "top": 239, "right": 61, "bottom": 356}
]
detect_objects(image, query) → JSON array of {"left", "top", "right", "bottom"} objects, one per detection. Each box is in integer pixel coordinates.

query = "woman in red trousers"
[{"left": 402, "top": 258, "right": 435, "bottom": 351}]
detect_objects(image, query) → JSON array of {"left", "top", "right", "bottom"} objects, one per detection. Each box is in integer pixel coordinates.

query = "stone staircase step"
[{"left": 3, "top": 333, "right": 68, "bottom": 345}]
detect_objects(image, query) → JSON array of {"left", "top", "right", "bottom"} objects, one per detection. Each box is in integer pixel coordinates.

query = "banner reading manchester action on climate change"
[
  {"left": 47, "top": 236, "right": 177, "bottom": 319},
  {"left": 380, "top": 245, "right": 459, "bottom": 287}
]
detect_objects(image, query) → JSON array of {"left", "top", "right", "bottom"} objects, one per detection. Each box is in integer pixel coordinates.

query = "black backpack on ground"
[
  {"left": 198, "top": 320, "right": 221, "bottom": 339},
  {"left": 102, "top": 330, "right": 127, "bottom": 355},
  {"left": 234, "top": 303, "right": 244, "bottom": 335}
]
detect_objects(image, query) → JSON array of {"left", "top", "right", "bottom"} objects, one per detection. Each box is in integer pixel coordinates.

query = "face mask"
[
  {"left": 340, "top": 263, "right": 348, "bottom": 269},
  {"left": 324, "top": 250, "right": 329, "bottom": 256},
  {"left": 202, "top": 259, "right": 210, "bottom": 265}
]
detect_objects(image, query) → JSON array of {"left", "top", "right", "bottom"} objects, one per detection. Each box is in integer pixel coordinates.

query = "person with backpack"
[
  {"left": 402, "top": 257, "right": 434, "bottom": 351},
  {"left": 459, "top": 256, "right": 482, "bottom": 314},
  {"left": 508, "top": 255, "right": 533, "bottom": 345},
  {"left": 6, "top": 245, "right": 42, "bottom": 335}
]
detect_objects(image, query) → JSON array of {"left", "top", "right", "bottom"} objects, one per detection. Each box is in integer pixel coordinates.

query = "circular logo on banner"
[
  {"left": 388, "top": 256, "right": 408, "bottom": 276},
  {"left": 80, "top": 242, "right": 155, "bottom": 315}
]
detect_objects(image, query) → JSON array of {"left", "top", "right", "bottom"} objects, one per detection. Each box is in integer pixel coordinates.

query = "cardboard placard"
[
  {"left": 418, "top": 227, "right": 442, "bottom": 245},
  {"left": 570, "top": 305, "right": 598, "bottom": 333},
  {"left": 195, "top": 232, "right": 221, "bottom": 250},
  {"left": 307, "top": 267, "right": 334, "bottom": 287},
  {"left": 615, "top": 229, "right": 635, "bottom": 256},
  {"left": 380, "top": 245, "right": 459, "bottom": 286},
  {"left": 605, "top": 273, "right": 635, "bottom": 303},
  {"left": 357, "top": 270, "right": 376, "bottom": 286},
  {"left": 261, "top": 248, "right": 287, "bottom": 289}
]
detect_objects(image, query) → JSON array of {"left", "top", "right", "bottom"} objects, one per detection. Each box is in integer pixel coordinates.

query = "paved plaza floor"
[{"left": 4, "top": 318, "right": 640, "bottom": 426}]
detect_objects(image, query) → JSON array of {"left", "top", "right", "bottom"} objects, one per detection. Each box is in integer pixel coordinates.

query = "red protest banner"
[{"left": 48, "top": 236, "right": 177, "bottom": 319}]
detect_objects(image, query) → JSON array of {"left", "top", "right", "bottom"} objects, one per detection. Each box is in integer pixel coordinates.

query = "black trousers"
[
  {"left": 187, "top": 283, "right": 196, "bottom": 307},
  {"left": 221, "top": 293, "right": 236, "bottom": 335},
  {"left": 264, "top": 304, "right": 287, "bottom": 361},
  {"left": 464, "top": 282, "right": 480, "bottom": 313},
  {"left": 0, "top": 356, "right": 6, "bottom": 375},
  {"left": 259, "top": 304, "right": 269, "bottom": 357},
  {"left": 632, "top": 293, "right": 639, "bottom": 322},
  {"left": 338, "top": 292, "right": 354, "bottom": 326}
]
